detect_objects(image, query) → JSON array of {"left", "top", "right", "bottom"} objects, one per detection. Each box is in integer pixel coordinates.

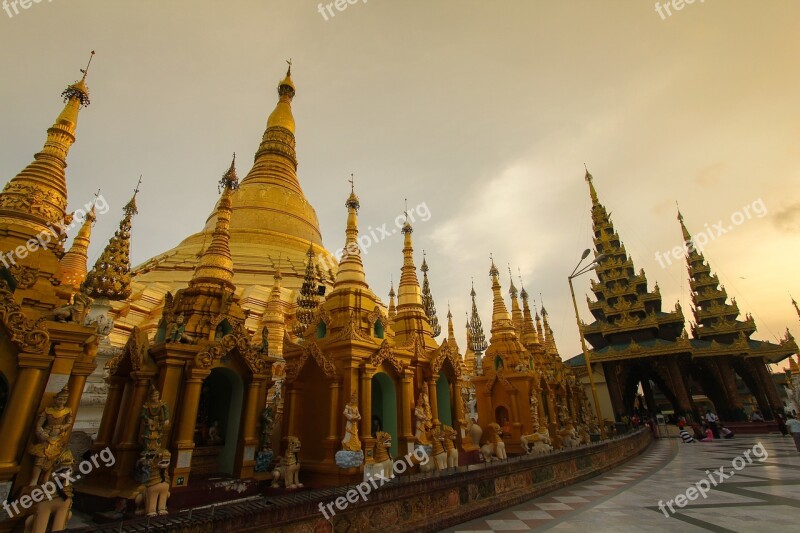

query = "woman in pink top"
[{"left": 700, "top": 425, "right": 714, "bottom": 442}]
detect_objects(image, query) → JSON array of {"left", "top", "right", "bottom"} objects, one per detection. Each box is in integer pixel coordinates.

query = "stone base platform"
[{"left": 70, "top": 429, "right": 651, "bottom": 532}]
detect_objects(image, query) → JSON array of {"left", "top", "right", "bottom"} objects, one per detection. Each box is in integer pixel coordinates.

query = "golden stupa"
[{"left": 108, "top": 65, "right": 337, "bottom": 345}]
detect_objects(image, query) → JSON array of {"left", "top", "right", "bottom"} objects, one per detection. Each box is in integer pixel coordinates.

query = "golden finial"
[
  {"left": 349, "top": 173, "right": 354, "bottom": 193},
  {"left": 219, "top": 153, "right": 239, "bottom": 192},
  {"left": 80, "top": 50, "right": 96, "bottom": 81},
  {"left": 401, "top": 198, "right": 412, "bottom": 234},
  {"left": 345, "top": 173, "right": 359, "bottom": 210},
  {"left": 676, "top": 200, "right": 683, "bottom": 221}
]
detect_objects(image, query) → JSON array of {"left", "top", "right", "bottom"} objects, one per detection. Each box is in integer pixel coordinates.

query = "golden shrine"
[{"left": 2, "top": 53, "right": 793, "bottom": 532}]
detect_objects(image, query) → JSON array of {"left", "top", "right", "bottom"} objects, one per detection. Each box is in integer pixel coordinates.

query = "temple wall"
[{"left": 78, "top": 428, "right": 651, "bottom": 533}]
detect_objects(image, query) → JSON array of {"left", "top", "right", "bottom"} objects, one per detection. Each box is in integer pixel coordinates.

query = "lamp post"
[{"left": 568, "top": 249, "right": 607, "bottom": 439}]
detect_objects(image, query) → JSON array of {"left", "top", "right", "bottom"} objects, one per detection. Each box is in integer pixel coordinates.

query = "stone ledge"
[{"left": 71, "top": 429, "right": 652, "bottom": 533}]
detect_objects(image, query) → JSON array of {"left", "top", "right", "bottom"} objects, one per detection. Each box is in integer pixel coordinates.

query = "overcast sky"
[{"left": 2, "top": 0, "right": 799, "bottom": 367}]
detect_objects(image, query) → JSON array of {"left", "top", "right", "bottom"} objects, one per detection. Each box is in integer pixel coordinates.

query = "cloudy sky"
[{"left": 2, "top": 0, "right": 799, "bottom": 367}]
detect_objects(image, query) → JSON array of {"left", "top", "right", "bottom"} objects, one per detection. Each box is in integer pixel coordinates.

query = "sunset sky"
[{"left": 2, "top": 0, "right": 799, "bottom": 367}]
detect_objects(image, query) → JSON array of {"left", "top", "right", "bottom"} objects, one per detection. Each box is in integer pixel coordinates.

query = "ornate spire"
[
  {"left": 519, "top": 279, "right": 540, "bottom": 346},
  {"left": 295, "top": 242, "right": 321, "bottom": 335},
  {"left": 59, "top": 202, "right": 96, "bottom": 289},
  {"left": 585, "top": 164, "right": 599, "bottom": 205},
  {"left": 535, "top": 302, "right": 544, "bottom": 341},
  {"left": 489, "top": 256, "right": 515, "bottom": 337},
  {"left": 508, "top": 266, "right": 523, "bottom": 335},
  {"left": 0, "top": 51, "right": 95, "bottom": 240},
  {"left": 541, "top": 306, "right": 559, "bottom": 358},
  {"left": 446, "top": 304, "right": 456, "bottom": 344},
  {"left": 388, "top": 280, "right": 397, "bottom": 320},
  {"left": 679, "top": 209, "right": 754, "bottom": 340},
  {"left": 190, "top": 156, "right": 239, "bottom": 289},
  {"left": 583, "top": 170, "right": 681, "bottom": 349},
  {"left": 84, "top": 177, "right": 139, "bottom": 300},
  {"left": 397, "top": 199, "right": 423, "bottom": 308},
  {"left": 467, "top": 281, "right": 487, "bottom": 375},
  {"left": 333, "top": 175, "right": 368, "bottom": 289},
  {"left": 792, "top": 296, "right": 800, "bottom": 324},
  {"left": 420, "top": 251, "right": 441, "bottom": 337}
]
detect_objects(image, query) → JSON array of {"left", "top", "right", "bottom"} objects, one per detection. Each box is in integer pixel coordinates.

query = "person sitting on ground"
[
  {"left": 776, "top": 413, "right": 788, "bottom": 436},
  {"left": 700, "top": 424, "right": 714, "bottom": 442},
  {"left": 785, "top": 414, "right": 800, "bottom": 453},
  {"left": 679, "top": 428, "right": 696, "bottom": 443},
  {"left": 720, "top": 426, "right": 734, "bottom": 439},
  {"left": 751, "top": 411, "right": 764, "bottom": 422}
]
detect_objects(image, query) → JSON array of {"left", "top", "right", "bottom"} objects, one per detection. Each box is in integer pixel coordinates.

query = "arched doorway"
[
  {"left": 371, "top": 373, "right": 398, "bottom": 458},
  {"left": 436, "top": 374, "right": 452, "bottom": 427},
  {"left": 494, "top": 405, "right": 510, "bottom": 431},
  {"left": 195, "top": 367, "right": 244, "bottom": 475}
]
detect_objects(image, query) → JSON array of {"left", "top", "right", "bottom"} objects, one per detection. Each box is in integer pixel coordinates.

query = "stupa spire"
[
  {"left": 446, "top": 304, "right": 456, "bottom": 344},
  {"left": 397, "top": 199, "right": 423, "bottom": 308},
  {"left": 489, "top": 256, "right": 515, "bottom": 337},
  {"left": 59, "top": 200, "right": 97, "bottom": 289},
  {"left": 792, "top": 296, "right": 800, "bottom": 324},
  {"left": 0, "top": 51, "right": 95, "bottom": 240},
  {"left": 420, "top": 251, "right": 441, "bottom": 337},
  {"left": 519, "top": 277, "right": 540, "bottom": 346},
  {"left": 508, "top": 265, "right": 523, "bottom": 335},
  {"left": 388, "top": 280, "right": 397, "bottom": 320},
  {"left": 190, "top": 156, "right": 239, "bottom": 289},
  {"left": 333, "top": 174, "right": 368, "bottom": 289},
  {"left": 84, "top": 177, "right": 139, "bottom": 300},
  {"left": 541, "top": 305, "right": 559, "bottom": 358}
]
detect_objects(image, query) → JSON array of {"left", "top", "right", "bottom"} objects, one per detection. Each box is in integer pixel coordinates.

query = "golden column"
[
  {"left": 170, "top": 370, "right": 207, "bottom": 487},
  {"left": 427, "top": 377, "right": 439, "bottom": 425},
  {"left": 0, "top": 356, "right": 48, "bottom": 472},
  {"left": 568, "top": 249, "right": 607, "bottom": 438},
  {"left": 324, "top": 376, "right": 342, "bottom": 465},
  {"left": 400, "top": 368, "right": 415, "bottom": 455},
  {"left": 360, "top": 365, "right": 375, "bottom": 462},
  {"left": 94, "top": 376, "right": 126, "bottom": 449}
]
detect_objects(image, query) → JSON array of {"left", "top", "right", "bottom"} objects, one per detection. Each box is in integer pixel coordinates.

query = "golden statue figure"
[
  {"left": 140, "top": 385, "right": 170, "bottom": 453},
  {"left": 414, "top": 391, "right": 432, "bottom": 445},
  {"left": 341, "top": 392, "right": 362, "bottom": 452},
  {"left": 28, "top": 386, "right": 73, "bottom": 486}
]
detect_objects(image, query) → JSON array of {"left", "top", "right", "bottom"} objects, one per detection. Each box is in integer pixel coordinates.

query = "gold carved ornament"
[{"left": 0, "top": 280, "right": 49, "bottom": 353}]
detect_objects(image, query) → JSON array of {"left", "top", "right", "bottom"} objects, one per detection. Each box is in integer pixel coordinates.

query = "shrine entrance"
[
  {"left": 371, "top": 372, "right": 398, "bottom": 458},
  {"left": 195, "top": 367, "right": 244, "bottom": 476},
  {"left": 436, "top": 374, "right": 452, "bottom": 427}
]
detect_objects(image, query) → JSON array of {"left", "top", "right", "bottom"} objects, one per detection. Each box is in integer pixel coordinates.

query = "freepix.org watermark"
[
  {"left": 0, "top": 194, "right": 109, "bottom": 269},
  {"left": 655, "top": 0, "right": 706, "bottom": 21},
  {"left": 657, "top": 441, "right": 767, "bottom": 517},
  {"left": 3, "top": 447, "right": 116, "bottom": 518},
  {"left": 654, "top": 198, "right": 766, "bottom": 269},
  {"left": 317, "top": 201, "right": 431, "bottom": 273},
  {"left": 317, "top": 447, "right": 429, "bottom": 520},
  {"left": 2, "top": 0, "right": 55, "bottom": 19},
  {"left": 317, "top": 0, "right": 369, "bottom": 22}
]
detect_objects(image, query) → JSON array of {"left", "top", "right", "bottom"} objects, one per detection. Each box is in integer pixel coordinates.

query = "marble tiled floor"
[{"left": 441, "top": 434, "right": 800, "bottom": 532}]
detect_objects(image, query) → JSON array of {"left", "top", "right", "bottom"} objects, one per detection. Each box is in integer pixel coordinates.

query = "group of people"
[{"left": 677, "top": 410, "right": 734, "bottom": 443}]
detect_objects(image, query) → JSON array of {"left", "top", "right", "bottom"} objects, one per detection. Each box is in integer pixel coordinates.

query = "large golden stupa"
[{"left": 108, "top": 66, "right": 337, "bottom": 345}]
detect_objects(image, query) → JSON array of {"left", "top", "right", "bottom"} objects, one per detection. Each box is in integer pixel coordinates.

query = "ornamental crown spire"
[
  {"left": 791, "top": 296, "right": 800, "bottom": 324},
  {"left": 295, "top": 241, "right": 321, "bottom": 335},
  {"left": 467, "top": 279, "right": 488, "bottom": 354},
  {"left": 420, "top": 251, "right": 441, "bottom": 337},
  {"left": 0, "top": 51, "right": 95, "bottom": 241},
  {"left": 84, "top": 178, "right": 139, "bottom": 300},
  {"left": 585, "top": 164, "right": 599, "bottom": 205},
  {"left": 190, "top": 156, "right": 239, "bottom": 289},
  {"left": 678, "top": 208, "right": 754, "bottom": 340}
]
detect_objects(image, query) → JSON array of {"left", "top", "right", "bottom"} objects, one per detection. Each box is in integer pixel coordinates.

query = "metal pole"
[{"left": 568, "top": 274, "right": 607, "bottom": 439}]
